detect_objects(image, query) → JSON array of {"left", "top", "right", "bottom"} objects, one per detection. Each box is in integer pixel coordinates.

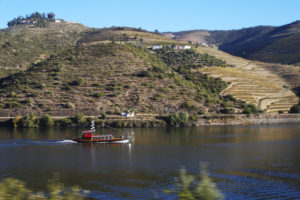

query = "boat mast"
[{"left": 91, "top": 121, "right": 95, "bottom": 133}]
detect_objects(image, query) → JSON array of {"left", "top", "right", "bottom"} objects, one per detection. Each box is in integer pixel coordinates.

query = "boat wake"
[{"left": 0, "top": 139, "right": 77, "bottom": 147}]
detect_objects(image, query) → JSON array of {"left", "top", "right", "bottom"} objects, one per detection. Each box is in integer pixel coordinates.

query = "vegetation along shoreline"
[{"left": 0, "top": 113, "right": 299, "bottom": 128}]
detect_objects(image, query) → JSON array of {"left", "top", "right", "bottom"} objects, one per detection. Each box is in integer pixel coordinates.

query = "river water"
[{"left": 0, "top": 124, "right": 299, "bottom": 199}]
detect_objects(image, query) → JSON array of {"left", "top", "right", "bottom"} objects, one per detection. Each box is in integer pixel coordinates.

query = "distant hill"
[{"left": 166, "top": 21, "right": 300, "bottom": 65}]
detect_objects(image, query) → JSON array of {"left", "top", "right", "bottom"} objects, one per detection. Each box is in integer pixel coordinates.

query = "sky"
[{"left": 0, "top": 0, "right": 300, "bottom": 32}]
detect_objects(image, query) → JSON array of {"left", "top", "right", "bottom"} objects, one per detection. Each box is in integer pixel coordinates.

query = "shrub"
[
  {"left": 105, "top": 82, "right": 121, "bottom": 91},
  {"left": 137, "top": 70, "right": 153, "bottom": 78},
  {"left": 40, "top": 114, "right": 54, "bottom": 127},
  {"left": 222, "top": 101, "right": 233, "bottom": 108},
  {"left": 165, "top": 164, "right": 224, "bottom": 200},
  {"left": 38, "top": 83, "right": 47, "bottom": 89},
  {"left": 163, "top": 112, "right": 189, "bottom": 127},
  {"left": 12, "top": 115, "right": 22, "bottom": 128},
  {"left": 242, "top": 104, "right": 259, "bottom": 114},
  {"left": 62, "top": 85, "right": 71, "bottom": 91},
  {"left": 56, "top": 118, "right": 73, "bottom": 127},
  {"left": 91, "top": 83, "right": 101, "bottom": 87},
  {"left": 68, "top": 78, "right": 84, "bottom": 86},
  {"left": 5, "top": 101, "right": 21, "bottom": 108},
  {"left": 73, "top": 113, "right": 86, "bottom": 124},
  {"left": 9, "top": 92, "right": 17, "bottom": 98},
  {"left": 24, "top": 98, "right": 31, "bottom": 104},
  {"left": 93, "top": 92, "right": 105, "bottom": 98},
  {"left": 289, "top": 104, "right": 300, "bottom": 113},
  {"left": 0, "top": 175, "right": 89, "bottom": 199},
  {"left": 19, "top": 114, "right": 39, "bottom": 128},
  {"left": 30, "top": 92, "right": 39, "bottom": 97},
  {"left": 151, "top": 93, "right": 164, "bottom": 101},
  {"left": 180, "top": 101, "right": 197, "bottom": 110},
  {"left": 220, "top": 107, "right": 235, "bottom": 114}
]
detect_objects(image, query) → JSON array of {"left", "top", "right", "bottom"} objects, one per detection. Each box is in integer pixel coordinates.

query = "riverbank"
[
  {"left": 195, "top": 114, "right": 300, "bottom": 125},
  {"left": 0, "top": 113, "right": 299, "bottom": 128}
]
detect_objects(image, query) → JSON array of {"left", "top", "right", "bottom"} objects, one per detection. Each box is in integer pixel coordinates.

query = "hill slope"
[
  {"left": 0, "top": 43, "right": 245, "bottom": 116},
  {"left": 0, "top": 22, "right": 90, "bottom": 69},
  {"left": 167, "top": 21, "right": 300, "bottom": 64},
  {"left": 195, "top": 46, "right": 299, "bottom": 113},
  {"left": 0, "top": 22, "right": 299, "bottom": 116}
]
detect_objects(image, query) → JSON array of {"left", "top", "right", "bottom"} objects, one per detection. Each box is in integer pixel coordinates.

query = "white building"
[
  {"left": 55, "top": 19, "right": 63, "bottom": 23},
  {"left": 152, "top": 45, "right": 163, "bottom": 50},
  {"left": 174, "top": 45, "right": 191, "bottom": 50},
  {"left": 184, "top": 45, "right": 191, "bottom": 49}
]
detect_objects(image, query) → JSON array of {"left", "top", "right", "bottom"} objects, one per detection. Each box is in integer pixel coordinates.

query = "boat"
[{"left": 72, "top": 121, "right": 133, "bottom": 143}]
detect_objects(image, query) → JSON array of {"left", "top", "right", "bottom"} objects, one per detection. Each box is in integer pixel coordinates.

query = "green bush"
[
  {"left": 68, "top": 78, "right": 83, "bottom": 86},
  {"left": 24, "top": 98, "right": 31, "bottom": 104},
  {"left": 40, "top": 114, "right": 54, "bottom": 127},
  {"left": 137, "top": 70, "right": 153, "bottom": 78},
  {"left": 62, "top": 85, "right": 71, "bottom": 91},
  {"left": 151, "top": 93, "right": 164, "bottom": 101},
  {"left": 93, "top": 92, "right": 105, "bottom": 98},
  {"left": 56, "top": 118, "right": 73, "bottom": 127},
  {"left": 164, "top": 112, "right": 189, "bottom": 127},
  {"left": 289, "top": 104, "right": 300, "bottom": 113},
  {"left": 220, "top": 107, "right": 235, "bottom": 114},
  {"left": 0, "top": 175, "right": 88, "bottom": 199},
  {"left": 19, "top": 114, "right": 39, "bottom": 128},
  {"left": 64, "top": 103, "right": 73, "bottom": 108},
  {"left": 181, "top": 101, "right": 197, "bottom": 110},
  {"left": 105, "top": 82, "right": 121, "bottom": 91},
  {"left": 5, "top": 101, "right": 21, "bottom": 108},
  {"left": 73, "top": 113, "right": 87, "bottom": 124},
  {"left": 38, "top": 83, "right": 47, "bottom": 89},
  {"left": 165, "top": 164, "right": 224, "bottom": 200},
  {"left": 242, "top": 104, "right": 258, "bottom": 114}
]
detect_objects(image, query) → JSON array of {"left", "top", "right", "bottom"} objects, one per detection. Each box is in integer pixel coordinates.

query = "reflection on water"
[{"left": 0, "top": 125, "right": 300, "bottom": 199}]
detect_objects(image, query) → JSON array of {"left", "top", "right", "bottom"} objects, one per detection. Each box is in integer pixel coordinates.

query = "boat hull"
[{"left": 72, "top": 138, "right": 130, "bottom": 144}]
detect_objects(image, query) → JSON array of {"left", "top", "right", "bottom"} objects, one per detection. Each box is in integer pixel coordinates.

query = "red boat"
[{"left": 72, "top": 121, "right": 132, "bottom": 143}]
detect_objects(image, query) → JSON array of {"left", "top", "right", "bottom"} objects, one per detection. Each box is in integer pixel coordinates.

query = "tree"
[
  {"left": 12, "top": 115, "right": 22, "bottom": 128},
  {"left": 19, "top": 114, "right": 39, "bottom": 128},
  {"left": 40, "top": 114, "right": 54, "bottom": 127},
  {"left": 73, "top": 113, "right": 86, "bottom": 124},
  {"left": 34, "top": 12, "right": 42, "bottom": 19},
  {"left": 47, "top": 12, "right": 55, "bottom": 20}
]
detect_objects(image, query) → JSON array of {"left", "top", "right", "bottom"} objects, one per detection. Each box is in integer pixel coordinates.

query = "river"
[{"left": 0, "top": 124, "right": 299, "bottom": 199}]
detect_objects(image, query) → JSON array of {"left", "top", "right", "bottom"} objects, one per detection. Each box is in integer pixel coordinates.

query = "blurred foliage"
[
  {"left": 162, "top": 112, "right": 190, "bottom": 127},
  {"left": 40, "top": 114, "right": 55, "bottom": 127},
  {"left": 165, "top": 164, "right": 224, "bottom": 200},
  {"left": 289, "top": 103, "right": 300, "bottom": 113},
  {"left": 0, "top": 175, "right": 88, "bottom": 200}
]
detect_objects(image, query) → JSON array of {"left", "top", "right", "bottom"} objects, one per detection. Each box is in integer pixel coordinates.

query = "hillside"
[
  {"left": 167, "top": 21, "right": 300, "bottom": 64},
  {"left": 0, "top": 20, "right": 299, "bottom": 117},
  {"left": 195, "top": 46, "right": 299, "bottom": 113},
  {"left": 0, "top": 21, "right": 90, "bottom": 69},
  {"left": 0, "top": 43, "right": 253, "bottom": 116}
]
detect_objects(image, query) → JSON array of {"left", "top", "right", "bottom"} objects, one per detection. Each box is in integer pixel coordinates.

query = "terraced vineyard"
[{"left": 196, "top": 46, "right": 299, "bottom": 113}]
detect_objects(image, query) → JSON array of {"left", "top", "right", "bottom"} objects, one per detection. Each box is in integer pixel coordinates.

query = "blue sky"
[{"left": 0, "top": 0, "right": 299, "bottom": 31}]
